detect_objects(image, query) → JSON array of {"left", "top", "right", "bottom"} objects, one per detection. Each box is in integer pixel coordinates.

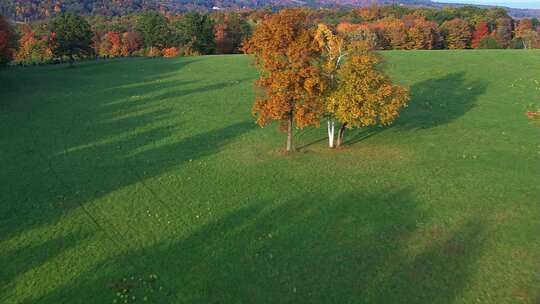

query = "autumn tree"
[
  {"left": 471, "top": 21, "right": 489, "bottom": 48},
  {"left": 15, "top": 26, "right": 55, "bottom": 64},
  {"left": 243, "top": 9, "right": 327, "bottom": 152},
  {"left": 105, "top": 31, "right": 122, "bottom": 57},
  {"left": 121, "top": 31, "right": 142, "bottom": 56},
  {"left": 314, "top": 24, "right": 347, "bottom": 147},
  {"left": 49, "top": 12, "right": 93, "bottom": 65},
  {"left": 214, "top": 12, "right": 250, "bottom": 54},
  {"left": 0, "top": 14, "right": 16, "bottom": 65},
  {"left": 440, "top": 18, "right": 472, "bottom": 49},
  {"left": 316, "top": 24, "right": 409, "bottom": 148},
  {"left": 494, "top": 18, "right": 512, "bottom": 48},
  {"left": 407, "top": 17, "right": 440, "bottom": 50},
  {"left": 515, "top": 19, "right": 538, "bottom": 49},
  {"left": 336, "top": 23, "right": 379, "bottom": 50},
  {"left": 380, "top": 17, "right": 409, "bottom": 49}
]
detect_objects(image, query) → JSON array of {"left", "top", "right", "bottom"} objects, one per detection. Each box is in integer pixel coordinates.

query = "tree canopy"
[
  {"left": 0, "top": 14, "right": 16, "bottom": 65},
  {"left": 244, "top": 9, "right": 327, "bottom": 152},
  {"left": 135, "top": 11, "right": 171, "bottom": 49},
  {"left": 49, "top": 12, "right": 93, "bottom": 62}
]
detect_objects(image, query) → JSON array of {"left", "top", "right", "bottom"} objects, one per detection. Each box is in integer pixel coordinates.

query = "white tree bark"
[{"left": 327, "top": 119, "right": 335, "bottom": 148}]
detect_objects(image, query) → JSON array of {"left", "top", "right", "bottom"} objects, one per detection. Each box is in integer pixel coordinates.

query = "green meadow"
[{"left": 1, "top": 50, "right": 539, "bottom": 303}]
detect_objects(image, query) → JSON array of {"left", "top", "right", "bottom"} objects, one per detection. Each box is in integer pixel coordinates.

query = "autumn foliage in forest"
[
  {"left": 2, "top": 5, "right": 540, "bottom": 66},
  {"left": 0, "top": 15, "right": 15, "bottom": 65},
  {"left": 441, "top": 18, "right": 471, "bottom": 49},
  {"left": 471, "top": 21, "right": 489, "bottom": 48}
]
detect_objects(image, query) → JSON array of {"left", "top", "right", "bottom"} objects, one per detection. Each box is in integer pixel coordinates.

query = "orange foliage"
[
  {"left": 380, "top": 17, "right": 408, "bottom": 50},
  {"left": 147, "top": 47, "right": 162, "bottom": 57},
  {"left": 14, "top": 26, "right": 54, "bottom": 64},
  {"left": 106, "top": 32, "right": 122, "bottom": 57},
  {"left": 471, "top": 21, "right": 489, "bottom": 48},
  {"left": 243, "top": 9, "right": 327, "bottom": 151},
  {"left": 357, "top": 7, "right": 380, "bottom": 22},
  {"left": 407, "top": 17, "right": 439, "bottom": 50},
  {"left": 121, "top": 31, "right": 142, "bottom": 56},
  {"left": 162, "top": 47, "right": 179, "bottom": 58},
  {"left": 214, "top": 23, "right": 234, "bottom": 54},
  {"left": 336, "top": 22, "right": 362, "bottom": 34},
  {"left": 441, "top": 18, "right": 472, "bottom": 49}
]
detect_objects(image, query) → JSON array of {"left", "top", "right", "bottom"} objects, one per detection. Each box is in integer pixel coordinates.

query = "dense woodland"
[
  {"left": 1, "top": 5, "right": 540, "bottom": 66},
  {"left": 2, "top": 0, "right": 540, "bottom": 22}
]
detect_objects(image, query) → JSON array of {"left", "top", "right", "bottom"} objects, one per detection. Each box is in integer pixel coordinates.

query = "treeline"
[{"left": 1, "top": 5, "right": 540, "bottom": 66}]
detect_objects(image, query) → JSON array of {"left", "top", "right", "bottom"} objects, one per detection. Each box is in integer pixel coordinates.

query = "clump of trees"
[
  {"left": 2, "top": 5, "right": 540, "bottom": 66},
  {"left": 245, "top": 9, "right": 409, "bottom": 152},
  {"left": 0, "top": 15, "right": 16, "bottom": 65},
  {"left": 49, "top": 12, "right": 93, "bottom": 65}
]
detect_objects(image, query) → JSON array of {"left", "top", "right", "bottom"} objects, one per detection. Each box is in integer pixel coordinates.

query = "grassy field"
[{"left": 1, "top": 50, "right": 539, "bottom": 304}]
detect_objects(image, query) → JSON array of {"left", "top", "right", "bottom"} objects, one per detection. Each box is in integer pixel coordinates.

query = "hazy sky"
[{"left": 432, "top": 0, "right": 540, "bottom": 9}]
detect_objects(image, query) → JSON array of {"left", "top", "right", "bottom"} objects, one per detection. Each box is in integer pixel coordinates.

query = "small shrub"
[
  {"left": 509, "top": 38, "right": 524, "bottom": 49},
  {"left": 146, "top": 47, "right": 162, "bottom": 57},
  {"left": 179, "top": 44, "right": 201, "bottom": 57},
  {"left": 476, "top": 36, "right": 502, "bottom": 49},
  {"left": 162, "top": 47, "right": 179, "bottom": 58}
]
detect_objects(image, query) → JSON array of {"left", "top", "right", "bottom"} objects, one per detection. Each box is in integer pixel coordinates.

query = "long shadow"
[
  {"left": 0, "top": 233, "right": 89, "bottom": 298},
  {"left": 29, "top": 188, "right": 487, "bottom": 304},
  {"left": 343, "top": 126, "right": 381, "bottom": 146},
  {"left": 0, "top": 57, "right": 254, "bottom": 246},
  {"left": 1, "top": 57, "right": 256, "bottom": 302},
  {"left": 397, "top": 72, "right": 487, "bottom": 129},
  {"left": 338, "top": 72, "right": 487, "bottom": 147},
  {"left": 298, "top": 72, "right": 484, "bottom": 149}
]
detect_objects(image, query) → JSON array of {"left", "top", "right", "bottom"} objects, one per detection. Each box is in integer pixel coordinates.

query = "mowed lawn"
[{"left": 0, "top": 51, "right": 539, "bottom": 304}]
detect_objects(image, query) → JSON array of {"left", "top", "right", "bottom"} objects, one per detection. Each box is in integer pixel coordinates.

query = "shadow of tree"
[
  {"left": 397, "top": 72, "right": 487, "bottom": 129},
  {"left": 30, "top": 188, "right": 487, "bottom": 304},
  {"left": 323, "top": 72, "right": 488, "bottom": 148},
  {"left": 0, "top": 57, "right": 255, "bottom": 245},
  {"left": 0, "top": 60, "right": 493, "bottom": 304},
  {"left": 0, "top": 232, "right": 89, "bottom": 297}
]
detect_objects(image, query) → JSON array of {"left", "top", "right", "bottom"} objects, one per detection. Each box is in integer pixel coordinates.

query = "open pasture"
[{"left": 0, "top": 50, "right": 539, "bottom": 303}]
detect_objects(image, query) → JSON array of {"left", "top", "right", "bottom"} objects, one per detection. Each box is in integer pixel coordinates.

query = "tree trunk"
[
  {"left": 327, "top": 119, "right": 335, "bottom": 148},
  {"left": 69, "top": 54, "right": 74, "bottom": 67},
  {"left": 286, "top": 113, "right": 294, "bottom": 152},
  {"left": 336, "top": 123, "right": 347, "bottom": 148}
]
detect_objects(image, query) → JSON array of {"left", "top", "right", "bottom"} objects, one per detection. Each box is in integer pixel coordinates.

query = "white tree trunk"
[{"left": 327, "top": 120, "right": 335, "bottom": 148}]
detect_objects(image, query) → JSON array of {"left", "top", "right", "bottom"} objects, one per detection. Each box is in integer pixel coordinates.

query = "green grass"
[{"left": 1, "top": 50, "right": 539, "bottom": 304}]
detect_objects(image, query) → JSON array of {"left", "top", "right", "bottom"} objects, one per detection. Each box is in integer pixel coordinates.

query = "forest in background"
[
  {"left": 1, "top": 4, "right": 540, "bottom": 66},
  {"left": 2, "top": 0, "right": 540, "bottom": 22}
]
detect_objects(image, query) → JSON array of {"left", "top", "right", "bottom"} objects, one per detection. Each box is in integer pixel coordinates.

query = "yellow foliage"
[
  {"left": 315, "top": 23, "right": 409, "bottom": 130},
  {"left": 327, "top": 53, "right": 409, "bottom": 128}
]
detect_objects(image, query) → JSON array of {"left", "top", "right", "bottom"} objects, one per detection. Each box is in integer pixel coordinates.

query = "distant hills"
[{"left": 1, "top": 0, "right": 539, "bottom": 21}]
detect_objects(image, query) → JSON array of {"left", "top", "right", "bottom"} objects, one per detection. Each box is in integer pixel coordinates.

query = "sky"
[{"left": 432, "top": 0, "right": 540, "bottom": 9}]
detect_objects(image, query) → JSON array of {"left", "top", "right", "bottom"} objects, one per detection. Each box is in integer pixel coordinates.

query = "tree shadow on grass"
[
  {"left": 331, "top": 72, "right": 488, "bottom": 148},
  {"left": 0, "top": 56, "right": 259, "bottom": 302},
  {"left": 0, "top": 232, "right": 90, "bottom": 298},
  {"left": 30, "top": 188, "right": 487, "bottom": 304},
  {"left": 397, "top": 72, "right": 487, "bottom": 130},
  {"left": 0, "top": 57, "right": 255, "bottom": 245}
]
